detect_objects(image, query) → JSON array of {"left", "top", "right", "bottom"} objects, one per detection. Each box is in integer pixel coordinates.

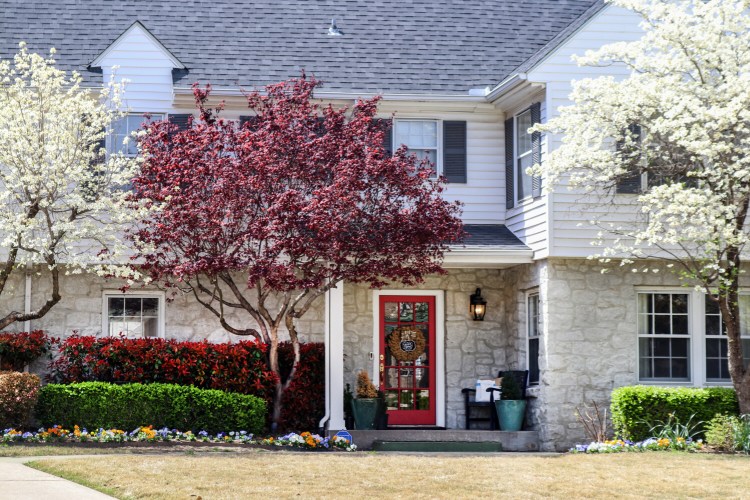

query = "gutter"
[
  {"left": 172, "top": 87, "right": 488, "bottom": 103},
  {"left": 485, "top": 73, "right": 528, "bottom": 102}
]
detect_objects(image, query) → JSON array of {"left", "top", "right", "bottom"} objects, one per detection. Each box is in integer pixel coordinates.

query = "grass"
[{"left": 27, "top": 452, "right": 750, "bottom": 499}]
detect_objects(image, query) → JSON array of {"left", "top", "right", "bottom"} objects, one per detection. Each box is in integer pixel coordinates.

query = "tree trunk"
[
  {"left": 268, "top": 332, "right": 282, "bottom": 432},
  {"left": 718, "top": 250, "right": 750, "bottom": 414}
]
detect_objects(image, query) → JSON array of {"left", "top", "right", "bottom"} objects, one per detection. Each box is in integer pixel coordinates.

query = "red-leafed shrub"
[
  {"left": 0, "top": 331, "right": 56, "bottom": 371},
  {"left": 0, "top": 371, "right": 41, "bottom": 429},
  {"left": 47, "top": 336, "right": 324, "bottom": 431},
  {"left": 279, "top": 342, "right": 325, "bottom": 431}
]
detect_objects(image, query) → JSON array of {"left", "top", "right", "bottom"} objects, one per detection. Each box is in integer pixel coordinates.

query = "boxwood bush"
[
  {"left": 36, "top": 382, "right": 266, "bottom": 434},
  {"left": 611, "top": 385, "right": 738, "bottom": 441}
]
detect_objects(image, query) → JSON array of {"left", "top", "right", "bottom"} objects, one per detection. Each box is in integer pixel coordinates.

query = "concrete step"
[
  {"left": 347, "top": 429, "right": 539, "bottom": 451},
  {"left": 372, "top": 441, "right": 504, "bottom": 452}
]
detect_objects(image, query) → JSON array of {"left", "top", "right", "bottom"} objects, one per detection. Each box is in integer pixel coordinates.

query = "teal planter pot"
[
  {"left": 496, "top": 400, "right": 527, "bottom": 431},
  {"left": 351, "top": 398, "right": 380, "bottom": 430}
]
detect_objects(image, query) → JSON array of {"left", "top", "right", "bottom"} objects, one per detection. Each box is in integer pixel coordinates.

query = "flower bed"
[
  {"left": 571, "top": 437, "right": 704, "bottom": 453},
  {"left": 1, "top": 426, "right": 356, "bottom": 451}
]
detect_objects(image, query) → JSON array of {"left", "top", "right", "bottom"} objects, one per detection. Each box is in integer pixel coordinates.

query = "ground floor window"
[
  {"left": 103, "top": 293, "right": 164, "bottom": 338},
  {"left": 638, "top": 290, "right": 750, "bottom": 384},
  {"left": 527, "top": 292, "right": 540, "bottom": 385}
]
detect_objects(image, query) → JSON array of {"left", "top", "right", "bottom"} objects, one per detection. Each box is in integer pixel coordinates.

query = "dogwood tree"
[
  {"left": 0, "top": 44, "right": 143, "bottom": 331},
  {"left": 538, "top": 0, "right": 750, "bottom": 411},
  {"left": 131, "top": 76, "right": 464, "bottom": 428}
]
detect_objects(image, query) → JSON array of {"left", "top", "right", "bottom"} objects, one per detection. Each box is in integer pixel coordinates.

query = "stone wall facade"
[
  {"left": 2, "top": 269, "right": 325, "bottom": 344},
  {"left": 4, "top": 259, "right": 703, "bottom": 451}
]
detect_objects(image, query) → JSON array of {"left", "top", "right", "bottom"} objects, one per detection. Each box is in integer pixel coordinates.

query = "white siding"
[
  {"left": 527, "top": 5, "right": 645, "bottom": 257},
  {"left": 505, "top": 95, "right": 549, "bottom": 257},
  {"left": 378, "top": 107, "right": 506, "bottom": 224},
  {"left": 98, "top": 25, "right": 177, "bottom": 112}
]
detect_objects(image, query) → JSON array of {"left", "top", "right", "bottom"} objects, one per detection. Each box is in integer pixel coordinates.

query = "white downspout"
[{"left": 318, "top": 285, "right": 333, "bottom": 430}]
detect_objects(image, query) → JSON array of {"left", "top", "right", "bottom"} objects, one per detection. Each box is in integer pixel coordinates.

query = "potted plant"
[
  {"left": 495, "top": 375, "right": 526, "bottom": 431},
  {"left": 351, "top": 371, "right": 380, "bottom": 430}
]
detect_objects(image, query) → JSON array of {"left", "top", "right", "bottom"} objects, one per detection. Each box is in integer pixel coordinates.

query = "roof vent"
[{"left": 328, "top": 19, "right": 344, "bottom": 36}]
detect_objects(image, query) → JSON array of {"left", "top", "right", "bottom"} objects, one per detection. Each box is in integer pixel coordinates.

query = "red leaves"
[
  {"left": 0, "top": 331, "right": 56, "bottom": 370},
  {"left": 46, "top": 336, "right": 324, "bottom": 431},
  {"left": 130, "top": 74, "right": 464, "bottom": 293}
]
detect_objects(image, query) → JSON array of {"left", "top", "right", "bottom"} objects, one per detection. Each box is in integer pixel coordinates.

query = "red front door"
[{"left": 379, "top": 296, "right": 436, "bottom": 425}]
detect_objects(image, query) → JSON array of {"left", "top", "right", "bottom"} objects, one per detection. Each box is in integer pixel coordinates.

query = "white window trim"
[
  {"left": 109, "top": 112, "right": 165, "bottom": 158},
  {"left": 526, "top": 290, "right": 541, "bottom": 386},
  {"left": 102, "top": 290, "right": 166, "bottom": 339},
  {"left": 635, "top": 287, "right": 750, "bottom": 387},
  {"left": 513, "top": 108, "right": 534, "bottom": 205},
  {"left": 392, "top": 119, "right": 442, "bottom": 176}
]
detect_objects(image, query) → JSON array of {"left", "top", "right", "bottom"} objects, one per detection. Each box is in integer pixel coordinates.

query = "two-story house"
[{"left": 3, "top": 0, "right": 740, "bottom": 451}]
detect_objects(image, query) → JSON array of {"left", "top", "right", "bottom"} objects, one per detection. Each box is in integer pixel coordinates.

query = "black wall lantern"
[{"left": 469, "top": 288, "right": 487, "bottom": 321}]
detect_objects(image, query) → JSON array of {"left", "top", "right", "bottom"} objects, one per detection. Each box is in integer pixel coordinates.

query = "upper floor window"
[
  {"left": 505, "top": 102, "right": 541, "bottom": 209},
  {"left": 104, "top": 292, "right": 164, "bottom": 338},
  {"left": 393, "top": 120, "right": 440, "bottom": 176},
  {"left": 111, "top": 113, "right": 164, "bottom": 157},
  {"left": 515, "top": 109, "right": 534, "bottom": 202}
]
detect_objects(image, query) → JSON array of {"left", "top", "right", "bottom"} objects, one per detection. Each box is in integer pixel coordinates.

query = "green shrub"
[
  {"left": 611, "top": 386, "right": 738, "bottom": 441},
  {"left": 36, "top": 382, "right": 266, "bottom": 434},
  {"left": 705, "top": 414, "right": 737, "bottom": 451},
  {"left": 0, "top": 371, "right": 40, "bottom": 429}
]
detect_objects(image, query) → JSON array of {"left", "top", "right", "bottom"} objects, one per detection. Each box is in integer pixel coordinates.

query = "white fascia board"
[
  {"left": 443, "top": 246, "right": 534, "bottom": 268},
  {"left": 90, "top": 21, "right": 185, "bottom": 69}
]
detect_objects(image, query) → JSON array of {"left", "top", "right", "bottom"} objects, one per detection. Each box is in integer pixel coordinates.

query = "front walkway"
[{"left": 0, "top": 456, "right": 115, "bottom": 499}]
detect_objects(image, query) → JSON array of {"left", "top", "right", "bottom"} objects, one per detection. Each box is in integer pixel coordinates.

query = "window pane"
[
  {"left": 671, "top": 357, "right": 689, "bottom": 379},
  {"left": 705, "top": 315, "right": 722, "bottom": 336},
  {"left": 142, "top": 298, "right": 159, "bottom": 316},
  {"left": 672, "top": 294, "right": 688, "bottom": 314},
  {"left": 653, "top": 294, "right": 671, "bottom": 314},
  {"left": 517, "top": 154, "right": 533, "bottom": 200},
  {"left": 394, "top": 121, "right": 437, "bottom": 149},
  {"left": 143, "top": 317, "right": 158, "bottom": 338},
  {"left": 654, "top": 315, "right": 671, "bottom": 335},
  {"left": 529, "top": 338, "right": 539, "bottom": 385},
  {"left": 516, "top": 110, "right": 532, "bottom": 154},
  {"left": 124, "top": 298, "right": 141, "bottom": 316},
  {"left": 672, "top": 315, "right": 688, "bottom": 335},
  {"left": 706, "top": 358, "right": 721, "bottom": 380},
  {"left": 108, "top": 297, "right": 124, "bottom": 317}
]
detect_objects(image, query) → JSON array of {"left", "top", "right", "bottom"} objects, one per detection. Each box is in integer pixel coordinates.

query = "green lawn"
[{"left": 27, "top": 452, "right": 750, "bottom": 499}]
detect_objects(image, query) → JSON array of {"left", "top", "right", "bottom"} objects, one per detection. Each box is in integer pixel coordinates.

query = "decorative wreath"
[{"left": 387, "top": 326, "right": 426, "bottom": 362}]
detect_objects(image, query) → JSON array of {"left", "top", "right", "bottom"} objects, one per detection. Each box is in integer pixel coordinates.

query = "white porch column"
[{"left": 324, "top": 282, "right": 346, "bottom": 430}]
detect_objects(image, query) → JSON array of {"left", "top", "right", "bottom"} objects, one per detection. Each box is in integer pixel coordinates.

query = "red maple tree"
[{"left": 130, "top": 76, "right": 464, "bottom": 428}]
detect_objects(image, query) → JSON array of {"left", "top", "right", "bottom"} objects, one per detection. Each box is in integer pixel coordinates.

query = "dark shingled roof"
[
  {"left": 0, "top": 0, "right": 599, "bottom": 94},
  {"left": 462, "top": 225, "right": 528, "bottom": 248}
]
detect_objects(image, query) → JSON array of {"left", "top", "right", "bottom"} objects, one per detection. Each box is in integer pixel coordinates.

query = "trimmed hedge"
[
  {"left": 611, "top": 386, "right": 739, "bottom": 441},
  {"left": 47, "top": 336, "right": 324, "bottom": 431},
  {"left": 36, "top": 382, "right": 266, "bottom": 434}
]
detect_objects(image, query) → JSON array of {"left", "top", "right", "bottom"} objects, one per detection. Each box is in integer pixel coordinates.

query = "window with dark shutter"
[
  {"left": 169, "top": 114, "right": 192, "bottom": 131},
  {"left": 505, "top": 117, "right": 514, "bottom": 209},
  {"left": 442, "top": 121, "right": 467, "bottom": 183},
  {"left": 615, "top": 124, "right": 642, "bottom": 194},
  {"left": 374, "top": 118, "right": 393, "bottom": 157},
  {"left": 239, "top": 115, "right": 259, "bottom": 130}
]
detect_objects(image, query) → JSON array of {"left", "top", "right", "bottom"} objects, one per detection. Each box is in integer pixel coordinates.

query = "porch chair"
[{"left": 462, "top": 370, "right": 529, "bottom": 430}]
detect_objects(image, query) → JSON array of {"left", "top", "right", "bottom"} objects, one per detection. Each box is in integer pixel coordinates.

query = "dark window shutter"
[
  {"left": 505, "top": 117, "right": 515, "bottom": 209},
  {"left": 530, "top": 102, "right": 542, "bottom": 198},
  {"left": 442, "top": 121, "right": 467, "bottom": 183},
  {"left": 314, "top": 116, "right": 326, "bottom": 137},
  {"left": 615, "top": 124, "right": 642, "bottom": 194},
  {"left": 239, "top": 115, "right": 259, "bottom": 130},
  {"left": 374, "top": 118, "right": 393, "bottom": 156},
  {"left": 169, "top": 114, "right": 192, "bottom": 131}
]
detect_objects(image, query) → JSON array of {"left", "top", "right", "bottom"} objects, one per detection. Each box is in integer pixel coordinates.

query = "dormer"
[{"left": 89, "top": 21, "right": 184, "bottom": 112}]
